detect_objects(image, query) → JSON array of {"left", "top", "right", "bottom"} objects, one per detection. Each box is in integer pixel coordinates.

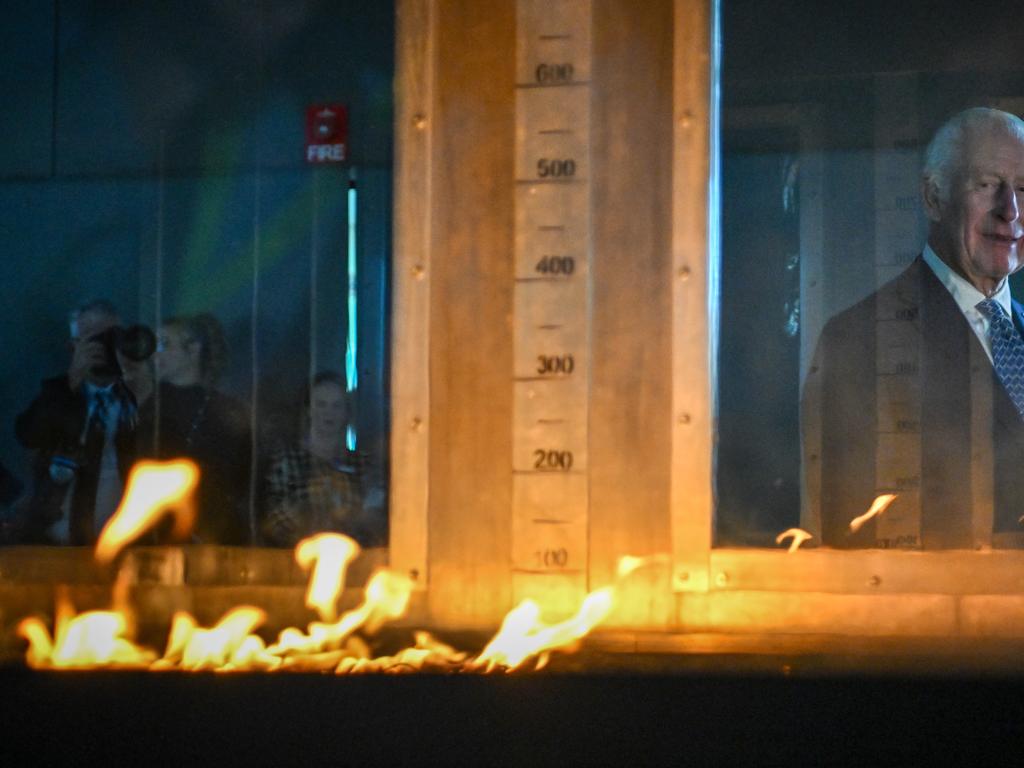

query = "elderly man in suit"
[{"left": 803, "top": 107, "right": 1024, "bottom": 548}]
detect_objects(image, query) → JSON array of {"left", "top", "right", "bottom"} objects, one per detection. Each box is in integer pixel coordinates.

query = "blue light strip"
[{"left": 346, "top": 170, "right": 358, "bottom": 451}]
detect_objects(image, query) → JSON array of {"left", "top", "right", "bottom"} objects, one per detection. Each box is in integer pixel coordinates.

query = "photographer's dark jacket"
[{"left": 14, "top": 375, "right": 137, "bottom": 544}]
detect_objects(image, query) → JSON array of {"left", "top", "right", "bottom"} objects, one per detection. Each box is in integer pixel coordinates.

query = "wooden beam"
[
  {"left": 389, "top": 0, "right": 435, "bottom": 588},
  {"left": 670, "top": 0, "right": 717, "bottom": 592}
]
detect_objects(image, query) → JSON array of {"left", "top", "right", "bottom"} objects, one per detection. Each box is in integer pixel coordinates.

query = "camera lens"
[{"left": 117, "top": 325, "right": 157, "bottom": 362}]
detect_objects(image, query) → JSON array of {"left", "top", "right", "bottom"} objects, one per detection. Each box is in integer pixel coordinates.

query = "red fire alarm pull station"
[{"left": 305, "top": 104, "right": 348, "bottom": 164}]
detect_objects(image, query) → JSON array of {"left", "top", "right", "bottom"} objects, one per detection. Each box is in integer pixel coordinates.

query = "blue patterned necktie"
[{"left": 977, "top": 298, "right": 1024, "bottom": 419}]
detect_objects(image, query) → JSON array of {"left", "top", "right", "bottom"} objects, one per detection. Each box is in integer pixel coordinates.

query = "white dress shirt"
[{"left": 920, "top": 244, "right": 1013, "bottom": 364}]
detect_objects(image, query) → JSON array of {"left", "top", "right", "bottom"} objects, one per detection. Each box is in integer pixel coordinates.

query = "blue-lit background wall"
[{"left": 0, "top": 1, "right": 394, "bottom": 530}]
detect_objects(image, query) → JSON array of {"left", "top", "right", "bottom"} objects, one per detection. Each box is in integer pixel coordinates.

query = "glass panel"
[
  {"left": 0, "top": 2, "right": 394, "bottom": 550},
  {"left": 716, "top": 1, "right": 1024, "bottom": 548}
]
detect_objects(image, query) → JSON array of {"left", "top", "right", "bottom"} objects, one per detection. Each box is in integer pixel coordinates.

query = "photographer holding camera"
[{"left": 14, "top": 299, "right": 155, "bottom": 544}]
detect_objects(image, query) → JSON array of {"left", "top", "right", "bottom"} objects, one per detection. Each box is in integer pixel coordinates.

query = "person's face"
[
  {"left": 310, "top": 381, "right": 347, "bottom": 438},
  {"left": 156, "top": 326, "right": 198, "bottom": 385},
  {"left": 925, "top": 127, "right": 1024, "bottom": 293},
  {"left": 69, "top": 310, "right": 119, "bottom": 383},
  {"left": 70, "top": 310, "right": 117, "bottom": 347}
]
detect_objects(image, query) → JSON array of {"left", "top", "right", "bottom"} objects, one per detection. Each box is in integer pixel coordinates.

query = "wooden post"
[{"left": 392, "top": 0, "right": 717, "bottom": 629}]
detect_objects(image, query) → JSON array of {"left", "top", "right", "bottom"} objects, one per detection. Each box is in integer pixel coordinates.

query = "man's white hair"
[{"left": 922, "top": 107, "right": 1024, "bottom": 202}]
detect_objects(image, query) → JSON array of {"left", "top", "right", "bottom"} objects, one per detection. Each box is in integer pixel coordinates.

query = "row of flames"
[{"left": 17, "top": 460, "right": 659, "bottom": 674}]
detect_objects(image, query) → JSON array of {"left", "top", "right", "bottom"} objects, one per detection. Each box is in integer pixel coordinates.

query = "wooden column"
[{"left": 392, "top": 0, "right": 716, "bottom": 629}]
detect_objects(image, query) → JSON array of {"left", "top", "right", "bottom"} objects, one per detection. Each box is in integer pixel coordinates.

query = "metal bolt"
[
  {"left": 412, "top": 264, "right": 425, "bottom": 280},
  {"left": 679, "top": 110, "right": 694, "bottom": 128},
  {"left": 410, "top": 569, "right": 420, "bottom": 581},
  {"left": 410, "top": 417, "right": 423, "bottom": 432},
  {"left": 715, "top": 571, "right": 729, "bottom": 587},
  {"left": 678, "top": 265, "right": 691, "bottom": 280},
  {"left": 678, "top": 413, "right": 691, "bottom": 425},
  {"left": 412, "top": 113, "right": 427, "bottom": 130},
  {"left": 868, "top": 574, "right": 881, "bottom": 587}
]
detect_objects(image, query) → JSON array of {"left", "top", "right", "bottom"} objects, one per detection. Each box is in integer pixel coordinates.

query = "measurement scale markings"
[
  {"left": 515, "top": 3, "right": 591, "bottom": 578},
  {"left": 515, "top": 81, "right": 592, "bottom": 90},
  {"left": 516, "top": 178, "right": 586, "bottom": 186},
  {"left": 513, "top": 469, "right": 586, "bottom": 476}
]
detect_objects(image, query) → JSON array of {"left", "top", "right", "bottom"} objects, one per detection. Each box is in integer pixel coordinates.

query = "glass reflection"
[
  {"left": 0, "top": 2, "right": 393, "bottom": 549},
  {"left": 717, "top": 1, "right": 1024, "bottom": 548}
]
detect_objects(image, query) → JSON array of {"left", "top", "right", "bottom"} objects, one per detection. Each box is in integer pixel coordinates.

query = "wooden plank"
[
  {"left": 590, "top": 631, "right": 1024, "bottom": 662},
  {"left": 587, "top": 0, "right": 675, "bottom": 621},
  {"left": 710, "top": 548, "right": 1024, "bottom": 595},
  {"left": 676, "top": 591, "right": 956, "bottom": 636},
  {"left": 0, "top": 546, "right": 385, "bottom": 587},
  {"left": 390, "top": 0, "right": 435, "bottom": 588},
  {"left": 960, "top": 596, "right": 1024, "bottom": 637},
  {"left": 424, "top": 0, "right": 516, "bottom": 628},
  {"left": 669, "top": 0, "right": 716, "bottom": 592}
]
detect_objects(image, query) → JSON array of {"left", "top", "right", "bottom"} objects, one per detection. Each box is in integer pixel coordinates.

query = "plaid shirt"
[{"left": 261, "top": 446, "right": 362, "bottom": 546}]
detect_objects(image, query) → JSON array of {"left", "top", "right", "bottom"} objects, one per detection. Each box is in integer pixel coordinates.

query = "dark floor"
[{"left": 3, "top": 654, "right": 1023, "bottom": 766}]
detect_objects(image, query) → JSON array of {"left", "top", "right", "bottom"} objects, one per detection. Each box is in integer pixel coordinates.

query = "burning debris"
[{"left": 16, "top": 460, "right": 644, "bottom": 674}]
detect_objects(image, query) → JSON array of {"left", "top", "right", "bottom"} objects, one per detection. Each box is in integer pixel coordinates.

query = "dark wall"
[{"left": 0, "top": 0, "right": 394, "bottom": 523}]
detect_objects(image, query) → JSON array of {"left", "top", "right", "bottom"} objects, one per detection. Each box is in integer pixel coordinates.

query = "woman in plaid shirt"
[{"left": 261, "top": 372, "right": 364, "bottom": 546}]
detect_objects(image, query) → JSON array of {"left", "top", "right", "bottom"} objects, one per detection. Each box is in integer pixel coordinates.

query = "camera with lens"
[{"left": 87, "top": 324, "right": 157, "bottom": 378}]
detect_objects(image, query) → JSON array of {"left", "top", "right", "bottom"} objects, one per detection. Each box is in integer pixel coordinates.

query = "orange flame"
[
  {"left": 17, "top": 588, "right": 156, "bottom": 669},
  {"left": 849, "top": 493, "right": 898, "bottom": 534},
  {"left": 95, "top": 459, "right": 199, "bottom": 564},
  {"left": 295, "top": 533, "right": 359, "bottom": 622},
  {"left": 19, "top": 458, "right": 652, "bottom": 673},
  {"left": 470, "top": 588, "right": 615, "bottom": 673},
  {"left": 775, "top": 527, "right": 813, "bottom": 553},
  {"left": 616, "top": 553, "right": 670, "bottom": 578},
  {"left": 268, "top": 569, "right": 416, "bottom": 658},
  {"left": 154, "top": 607, "right": 276, "bottom": 672}
]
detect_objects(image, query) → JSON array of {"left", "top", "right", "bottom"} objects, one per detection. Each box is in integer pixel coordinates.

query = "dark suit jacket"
[
  {"left": 14, "top": 375, "right": 137, "bottom": 544},
  {"left": 802, "top": 256, "right": 1024, "bottom": 549}
]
